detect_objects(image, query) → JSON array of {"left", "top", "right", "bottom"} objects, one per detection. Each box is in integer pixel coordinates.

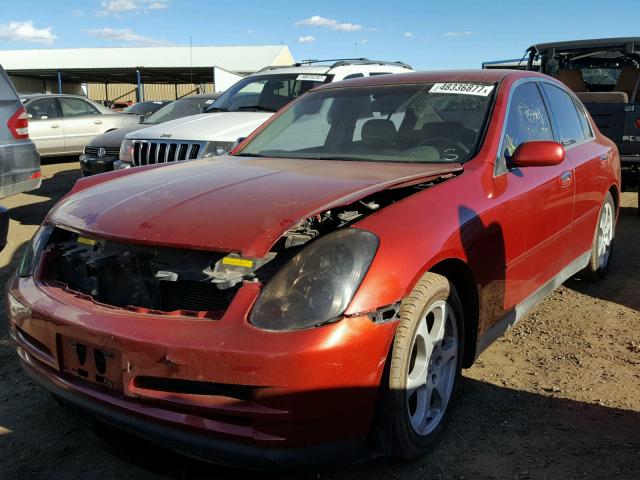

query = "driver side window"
[{"left": 499, "top": 82, "right": 554, "bottom": 174}]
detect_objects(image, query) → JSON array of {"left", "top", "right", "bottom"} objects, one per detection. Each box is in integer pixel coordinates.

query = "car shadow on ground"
[
  {"left": 7, "top": 166, "right": 81, "bottom": 227},
  {"left": 47, "top": 378, "right": 639, "bottom": 480},
  {"left": 567, "top": 206, "right": 640, "bottom": 312}
]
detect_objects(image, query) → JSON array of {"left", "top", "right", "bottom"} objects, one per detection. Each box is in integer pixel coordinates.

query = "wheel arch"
[{"left": 429, "top": 258, "right": 479, "bottom": 368}]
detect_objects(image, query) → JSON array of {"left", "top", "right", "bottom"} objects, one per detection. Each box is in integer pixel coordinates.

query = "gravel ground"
[{"left": 0, "top": 160, "right": 638, "bottom": 480}]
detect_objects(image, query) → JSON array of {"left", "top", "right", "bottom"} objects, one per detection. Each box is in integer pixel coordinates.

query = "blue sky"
[{"left": 0, "top": 0, "right": 637, "bottom": 70}]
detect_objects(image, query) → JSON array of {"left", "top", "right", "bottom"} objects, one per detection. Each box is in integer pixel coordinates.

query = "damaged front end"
[{"left": 34, "top": 173, "right": 455, "bottom": 323}]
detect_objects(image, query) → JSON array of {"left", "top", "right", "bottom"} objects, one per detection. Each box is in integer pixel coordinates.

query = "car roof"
[
  {"left": 20, "top": 93, "right": 91, "bottom": 100},
  {"left": 249, "top": 65, "right": 331, "bottom": 76},
  {"left": 529, "top": 37, "right": 640, "bottom": 54},
  {"left": 314, "top": 69, "right": 541, "bottom": 90}
]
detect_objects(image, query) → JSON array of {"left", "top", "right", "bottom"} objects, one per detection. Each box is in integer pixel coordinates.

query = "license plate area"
[{"left": 60, "top": 336, "right": 123, "bottom": 392}]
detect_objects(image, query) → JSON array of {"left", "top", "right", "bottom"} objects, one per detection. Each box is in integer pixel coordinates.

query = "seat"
[
  {"left": 615, "top": 65, "right": 640, "bottom": 102},
  {"left": 554, "top": 69, "right": 586, "bottom": 92},
  {"left": 360, "top": 119, "right": 398, "bottom": 149}
]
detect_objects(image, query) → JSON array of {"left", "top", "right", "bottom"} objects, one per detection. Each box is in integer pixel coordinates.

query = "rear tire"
[
  {"left": 582, "top": 192, "right": 615, "bottom": 280},
  {"left": 386, "top": 272, "right": 464, "bottom": 460}
]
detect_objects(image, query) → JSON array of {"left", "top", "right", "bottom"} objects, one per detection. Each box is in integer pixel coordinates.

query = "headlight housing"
[
  {"left": 249, "top": 228, "right": 378, "bottom": 331},
  {"left": 202, "top": 141, "right": 235, "bottom": 158},
  {"left": 119, "top": 138, "right": 134, "bottom": 164},
  {"left": 17, "top": 224, "right": 53, "bottom": 277}
]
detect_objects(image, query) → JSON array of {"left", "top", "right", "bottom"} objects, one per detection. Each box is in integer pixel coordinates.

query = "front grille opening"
[
  {"left": 134, "top": 376, "right": 255, "bottom": 401},
  {"left": 41, "top": 229, "right": 239, "bottom": 319}
]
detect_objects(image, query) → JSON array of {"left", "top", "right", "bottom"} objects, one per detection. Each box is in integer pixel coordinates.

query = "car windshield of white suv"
[
  {"left": 143, "top": 97, "right": 214, "bottom": 124},
  {"left": 207, "top": 74, "right": 326, "bottom": 113},
  {"left": 236, "top": 83, "right": 495, "bottom": 163}
]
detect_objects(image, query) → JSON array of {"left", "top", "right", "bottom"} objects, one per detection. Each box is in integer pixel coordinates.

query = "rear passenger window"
[
  {"left": 370, "top": 72, "right": 393, "bottom": 76},
  {"left": 500, "top": 82, "right": 554, "bottom": 168},
  {"left": 343, "top": 73, "right": 364, "bottom": 80},
  {"left": 541, "top": 83, "right": 587, "bottom": 145}
]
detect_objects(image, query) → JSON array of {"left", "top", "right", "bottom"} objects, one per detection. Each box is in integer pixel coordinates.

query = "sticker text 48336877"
[{"left": 430, "top": 83, "right": 494, "bottom": 96}]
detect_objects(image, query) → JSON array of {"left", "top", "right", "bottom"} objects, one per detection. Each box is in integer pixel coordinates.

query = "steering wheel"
[{"left": 419, "top": 136, "right": 471, "bottom": 162}]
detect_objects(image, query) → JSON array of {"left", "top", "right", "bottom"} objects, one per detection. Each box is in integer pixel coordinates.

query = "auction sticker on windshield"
[
  {"left": 296, "top": 74, "right": 327, "bottom": 82},
  {"left": 430, "top": 83, "right": 494, "bottom": 96}
]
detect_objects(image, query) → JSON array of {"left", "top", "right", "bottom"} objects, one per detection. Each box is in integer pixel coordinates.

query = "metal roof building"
[{"left": 0, "top": 45, "right": 294, "bottom": 102}]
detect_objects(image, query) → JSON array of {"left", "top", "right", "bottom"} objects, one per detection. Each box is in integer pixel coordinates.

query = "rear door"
[
  {"left": 24, "top": 97, "right": 65, "bottom": 155},
  {"left": 59, "top": 97, "right": 103, "bottom": 153},
  {"left": 541, "top": 82, "right": 612, "bottom": 260}
]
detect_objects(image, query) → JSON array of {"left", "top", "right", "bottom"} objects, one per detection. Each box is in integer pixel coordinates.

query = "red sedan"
[{"left": 7, "top": 70, "right": 620, "bottom": 468}]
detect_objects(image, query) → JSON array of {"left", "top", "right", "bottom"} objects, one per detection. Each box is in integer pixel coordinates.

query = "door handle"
[
  {"left": 560, "top": 170, "right": 572, "bottom": 187},
  {"left": 94, "top": 120, "right": 103, "bottom": 125},
  {"left": 50, "top": 124, "right": 61, "bottom": 128}
]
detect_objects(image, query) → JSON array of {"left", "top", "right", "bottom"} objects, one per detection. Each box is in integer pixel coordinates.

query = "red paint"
[{"left": 8, "top": 69, "right": 621, "bottom": 462}]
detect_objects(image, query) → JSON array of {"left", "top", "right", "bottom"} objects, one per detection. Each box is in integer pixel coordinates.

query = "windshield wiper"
[
  {"left": 234, "top": 152, "right": 268, "bottom": 157},
  {"left": 234, "top": 105, "right": 279, "bottom": 112},
  {"left": 205, "top": 106, "right": 229, "bottom": 112}
]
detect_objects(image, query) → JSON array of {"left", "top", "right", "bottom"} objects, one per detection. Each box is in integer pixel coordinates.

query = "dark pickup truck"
[{"left": 484, "top": 37, "right": 640, "bottom": 211}]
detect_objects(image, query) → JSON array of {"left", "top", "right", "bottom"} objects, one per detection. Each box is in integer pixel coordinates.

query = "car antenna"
[{"left": 516, "top": 49, "right": 529, "bottom": 70}]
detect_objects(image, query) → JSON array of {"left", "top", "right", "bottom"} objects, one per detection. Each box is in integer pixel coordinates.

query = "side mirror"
[
  {"left": 234, "top": 136, "right": 246, "bottom": 147},
  {"left": 512, "top": 141, "right": 565, "bottom": 167}
]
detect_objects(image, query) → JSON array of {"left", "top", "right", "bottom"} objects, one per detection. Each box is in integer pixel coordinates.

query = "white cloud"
[
  {"left": 72, "top": 9, "right": 84, "bottom": 16},
  {"left": 84, "top": 27, "right": 169, "bottom": 46},
  {"left": 359, "top": 38, "right": 368, "bottom": 44},
  {"left": 0, "top": 20, "right": 56, "bottom": 44},
  {"left": 404, "top": 32, "right": 414, "bottom": 38},
  {"left": 98, "top": 0, "right": 169, "bottom": 15},
  {"left": 297, "top": 35, "right": 316, "bottom": 44},
  {"left": 295, "top": 15, "right": 362, "bottom": 32},
  {"left": 444, "top": 31, "right": 473, "bottom": 37}
]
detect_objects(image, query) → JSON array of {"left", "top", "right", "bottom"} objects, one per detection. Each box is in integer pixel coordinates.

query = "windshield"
[
  {"left": 144, "top": 97, "right": 215, "bottom": 124},
  {"left": 209, "top": 73, "right": 327, "bottom": 112},
  {"left": 237, "top": 83, "right": 495, "bottom": 164}
]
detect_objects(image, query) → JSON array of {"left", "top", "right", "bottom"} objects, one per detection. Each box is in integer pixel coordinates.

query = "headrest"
[{"left": 361, "top": 119, "right": 398, "bottom": 144}]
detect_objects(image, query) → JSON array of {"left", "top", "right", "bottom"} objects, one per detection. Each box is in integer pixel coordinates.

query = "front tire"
[
  {"left": 582, "top": 192, "right": 615, "bottom": 280},
  {"left": 386, "top": 272, "right": 464, "bottom": 460}
]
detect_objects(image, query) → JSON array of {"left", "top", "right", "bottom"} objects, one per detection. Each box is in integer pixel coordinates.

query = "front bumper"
[
  {"left": 7, "top": 275, "right": 396, "bottom": 468},
  {"left": 79, "top": 154, "right": 117, "bottom": 177}
]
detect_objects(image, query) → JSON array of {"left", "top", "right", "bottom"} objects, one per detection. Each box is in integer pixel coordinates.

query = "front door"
[{"left": 493, "top": 80, "right": 575, "bottom": 315}]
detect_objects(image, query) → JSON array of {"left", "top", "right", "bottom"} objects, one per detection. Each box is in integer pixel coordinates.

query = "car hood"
[
  {"left": 48, "top": 156, "right": 462, "bottom": 258},
  {"left": 125, "top": 112, "right": 273, "bottom": 142},
  {"left": 88, "top": 126, "right": 145, "bottom": 148}
]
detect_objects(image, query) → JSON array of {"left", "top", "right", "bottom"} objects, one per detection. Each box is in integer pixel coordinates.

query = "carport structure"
[{"left": 0, "top": 45, "right": 294, "bottom": 101}]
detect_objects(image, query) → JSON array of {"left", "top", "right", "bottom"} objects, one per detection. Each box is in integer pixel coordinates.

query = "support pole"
[
  {"left": 136, "top": 69, "right": 144, "bottom": 102},
  {"left": 104, "top": 83, "right": 109, "bottom": 104},
  {"left": 174, "top": 83, "right": 178, "bottom": 99},
  {"left": 57, "top": 70, "right": 62, "bottom": 94}
]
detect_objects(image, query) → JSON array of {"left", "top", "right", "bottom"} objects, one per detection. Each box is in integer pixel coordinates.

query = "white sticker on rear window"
[
  {"left": 296, "top": 74, "right": 327, "bottom": 82},
  {"left": 205, "top": 99, "right": 215, "bottom": 104},
  {"left": 430, "top": 83, "right": 494, "bottom": 96}
]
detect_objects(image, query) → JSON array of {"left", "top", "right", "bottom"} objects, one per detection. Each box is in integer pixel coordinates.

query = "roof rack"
[
  {"left": 256, "top": 58, "right": 412, "bottom": 73},
  {"left": 298, "top": 58, "right": 413, "bottom": 69}
]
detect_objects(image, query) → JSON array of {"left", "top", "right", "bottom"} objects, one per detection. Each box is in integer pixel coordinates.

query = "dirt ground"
[{"left": 0, "top": 160, "right": 638, "bottom": 480}]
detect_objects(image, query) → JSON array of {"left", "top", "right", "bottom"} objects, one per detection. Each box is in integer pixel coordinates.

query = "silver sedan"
[{"left": 21, "top": 94, "right": 140, "bottom": 157}]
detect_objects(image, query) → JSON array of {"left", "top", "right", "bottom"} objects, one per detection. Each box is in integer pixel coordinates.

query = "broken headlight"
[
  {"left": 249, "top": 228, "right": 378, "bottom": 331},
  {"left": 17, "top": 224, "right": 54, "bottom": 278}
]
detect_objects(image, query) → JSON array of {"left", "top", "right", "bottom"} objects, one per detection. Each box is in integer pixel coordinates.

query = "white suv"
[{"left": 118, "top": 59, "right": 413, "bottom": 168}]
